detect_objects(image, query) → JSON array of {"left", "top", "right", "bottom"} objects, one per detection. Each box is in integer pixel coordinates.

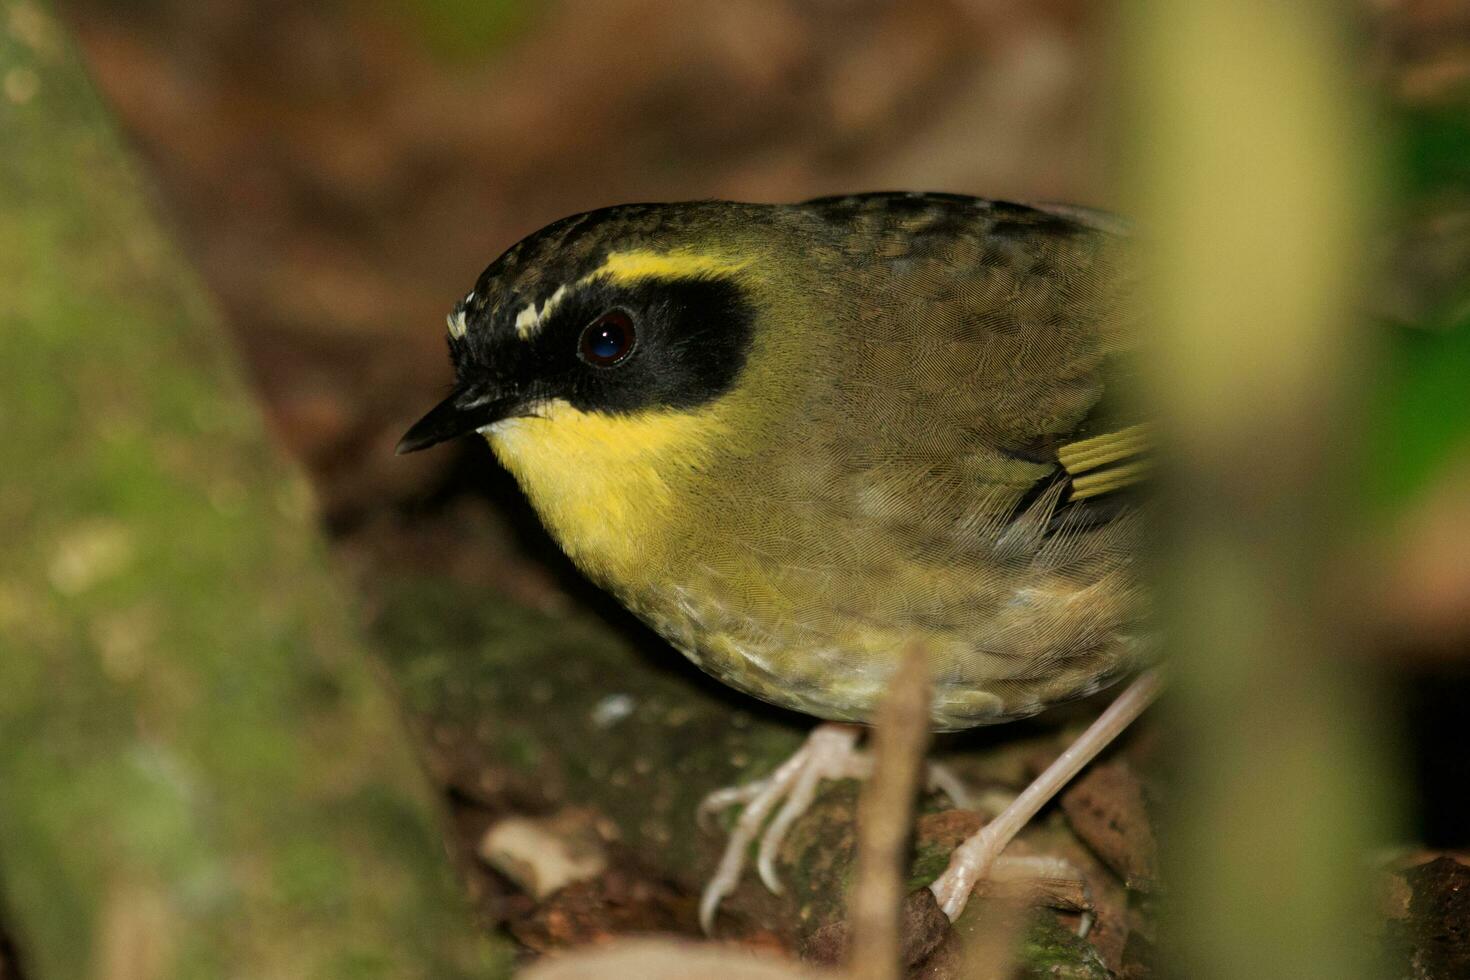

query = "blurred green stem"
[{"left": 1122, "top": 1, "right": 1401, "bottom": 978}]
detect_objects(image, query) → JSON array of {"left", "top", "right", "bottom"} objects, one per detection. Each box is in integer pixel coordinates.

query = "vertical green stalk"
[{"left": 1121, "top": 1, "right": 1401, "bottom": 977}]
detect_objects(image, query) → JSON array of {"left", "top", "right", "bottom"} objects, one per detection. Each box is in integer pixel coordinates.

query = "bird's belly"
[{"left": 625, "top": 572, "right": 1145, "bottom": 732}]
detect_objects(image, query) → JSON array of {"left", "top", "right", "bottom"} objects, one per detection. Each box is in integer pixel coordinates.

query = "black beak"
[{"left": 396, "top": 386, "right": 521, "bottom": 454}]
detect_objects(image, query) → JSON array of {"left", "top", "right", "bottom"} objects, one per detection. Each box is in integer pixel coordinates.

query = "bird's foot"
[
  {"left": 932, "top": 845, "right": 1096, "bottom": 937},
  {"left": 697, "top": 722, "right": 971, "bottom": 933},
  {"left": 929, "top": 824, "right": 1087, "bottom": 910},
  {"left": 929, "top": 669, "right": 1163, "bottom": 926},
  {"left": 697, "top": 723, "right": 863, "bottom": 933},
  {"left": 929, "top": 817, "right": 1005, "bottom": 919}
]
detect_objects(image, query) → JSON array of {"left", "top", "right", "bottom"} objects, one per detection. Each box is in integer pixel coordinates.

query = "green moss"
[
  {"left": 0, "top": 4, "right": 510, "bottom": 975},
  {"left": 1014, "top": 912, "right": 1113, "bottom": 979},
  {"left": 906, "top": 837, "right": 954, "bottom": 892},
  {"left": 1367, "top": 308, "right": 1470, "bottom": 511},
  {"left": 371, "top": 577, "right": 809, "bottom": 875},
  {"left": 776, "top": 781, "right": 861, "bottom": 929},
  {"left": 1391, "top": 102, "right": 1470, "bottom": 200}
]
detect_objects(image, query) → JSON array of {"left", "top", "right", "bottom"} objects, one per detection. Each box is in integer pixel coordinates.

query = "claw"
[
  {"left": 754, "top": 727, "right": 855, "bottom": 893},
  {"left": 698, "top": 723, "right": 860, "bottom": 931},
  {"left": 698, "top": 721, "right": 977, "bottom": 932},
  {"left": 698, "top": 735, "right": 823, "bottom": 932},
  {"left": 925, "top": 760, "right": 974, "bottom": 810}
]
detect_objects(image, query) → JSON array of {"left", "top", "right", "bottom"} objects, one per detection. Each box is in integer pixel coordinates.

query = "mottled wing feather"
[
  {"left": 825, "top": 195, "right": 1145, "bottom": 509},
  {"left": 781, "top": 194, "right": 1151, "bottom": 723}
]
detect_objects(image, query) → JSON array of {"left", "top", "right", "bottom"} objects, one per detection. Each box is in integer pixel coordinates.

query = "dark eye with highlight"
[{"left": 578, "top": 310, "right": 637, "bottom": 367}]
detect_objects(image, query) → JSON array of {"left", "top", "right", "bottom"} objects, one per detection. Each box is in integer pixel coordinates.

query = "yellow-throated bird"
[{"left": 399, "top": 193, "right": 1162, "bottom": 930}]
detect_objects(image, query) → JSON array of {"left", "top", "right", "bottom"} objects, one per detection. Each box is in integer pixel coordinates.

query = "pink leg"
[{"left": 930, "top": 670, "right": 1163, "bottom": 921}]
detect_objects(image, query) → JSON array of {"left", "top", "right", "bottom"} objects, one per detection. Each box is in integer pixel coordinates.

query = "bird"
[{"left": 398, "top": 192, "right": 1162, "bottom": 933}]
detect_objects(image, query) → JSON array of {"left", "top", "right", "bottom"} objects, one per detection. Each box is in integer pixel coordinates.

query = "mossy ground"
[{"left": 369, "top": 576, "right": 1143, "bottom": 975}]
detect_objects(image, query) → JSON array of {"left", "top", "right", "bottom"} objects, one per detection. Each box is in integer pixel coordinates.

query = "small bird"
[{"left": 399, "top": 193, "right": 1161, "bottom": 932}]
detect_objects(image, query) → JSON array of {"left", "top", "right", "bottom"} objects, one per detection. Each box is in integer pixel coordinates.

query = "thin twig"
[{"left": 848, "top": 642, "right": 931, "bottom": 980}]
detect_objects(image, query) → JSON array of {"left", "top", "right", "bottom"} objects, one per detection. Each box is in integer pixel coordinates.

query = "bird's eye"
[{"left": 578, "top": 310, "right": 637, "bottom": 367}]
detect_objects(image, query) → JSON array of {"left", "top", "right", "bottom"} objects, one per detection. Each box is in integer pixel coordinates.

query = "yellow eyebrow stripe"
[
  {"left": 507, "top": 250, "right": 751, "bottom": 343},
  {"left": 588, "top": 249, "right": 751, "bottom": 285}
]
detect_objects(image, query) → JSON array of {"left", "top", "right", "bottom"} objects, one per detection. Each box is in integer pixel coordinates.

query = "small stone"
[
  {"left": 478, "top": 810, "right": 608, "bottom": 900},
  {"left": 591, "top": 693, "right": 636, "bottom": 728}
]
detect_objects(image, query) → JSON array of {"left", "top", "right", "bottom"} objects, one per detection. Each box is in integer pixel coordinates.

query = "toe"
[
  {"left": 696, "top": 778, "right": 769, "bottom": 831},
  {"left": 696, "top": 723, "right": 864, "bottom": 929}
]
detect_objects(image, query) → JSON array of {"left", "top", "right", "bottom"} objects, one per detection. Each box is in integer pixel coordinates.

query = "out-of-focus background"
[
  {"left": 63, "top": 0, "right": 1118, "bottom": 559},
  {"left": 3, "top": 0, "right": 1468, "bottom": 976}
]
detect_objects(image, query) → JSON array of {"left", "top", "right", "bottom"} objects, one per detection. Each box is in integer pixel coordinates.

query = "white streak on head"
[
  {"left": 447, "top": 309, "right": 469, "bottom": 339},
  {"left": 514, "top": 283, "right": 570, "bottom": 340},
  {"left": 513, "top": 304, "right": 538, "bottom": 337}
]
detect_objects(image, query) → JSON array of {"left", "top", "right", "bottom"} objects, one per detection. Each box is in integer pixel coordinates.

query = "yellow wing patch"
[{"left": 1058, "top": 423, "right": 1154, "bottom": 500}]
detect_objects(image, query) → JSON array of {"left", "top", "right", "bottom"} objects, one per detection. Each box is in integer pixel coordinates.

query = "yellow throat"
[{"left": 484, "top": 399, "right": 732, "bottom": 584}]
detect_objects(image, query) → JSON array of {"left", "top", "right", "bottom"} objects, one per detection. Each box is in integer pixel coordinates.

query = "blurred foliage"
[
  {"left": 1393, "top": 103, "right": 1470, "bottom": 201},
  {"left": 1369, "top": 95, "right": 1470, "bottom": 513},
  {"left": 380, "top": 0, "right": 539, "bottom": 60},
  {"left": 1370, "top": 309, "right": 1470, "bottom": 510}
]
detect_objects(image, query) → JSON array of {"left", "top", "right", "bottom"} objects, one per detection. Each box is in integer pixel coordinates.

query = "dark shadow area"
[{"left": 1400, "top": 661, "right": 1470, "bottom": 849}]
